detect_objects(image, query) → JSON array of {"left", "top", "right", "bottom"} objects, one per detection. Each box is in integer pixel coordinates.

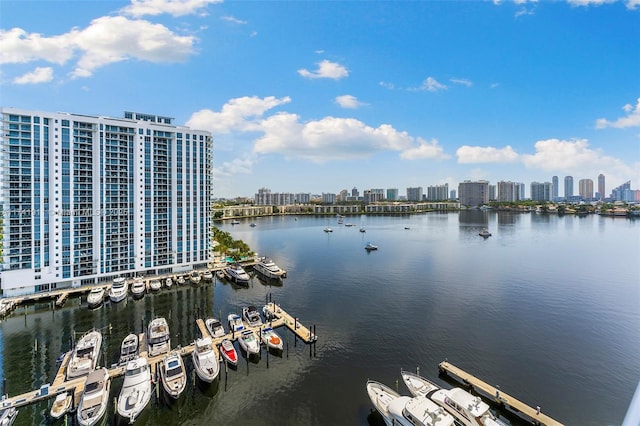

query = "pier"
[
  {"left": 438, "top": 360, "right": 564, "bottom": 426},
  {"left": 0, "top": 303, "right": 317, "bottom": 413}
]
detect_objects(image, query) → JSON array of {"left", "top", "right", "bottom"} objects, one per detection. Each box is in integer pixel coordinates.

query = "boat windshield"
[
  {"left": 76, "top": 346, "right": 94, "bottom": 357},
  {"left": 148, "top": 335, "right": 169, "bottom": 345},
  {"left": 166, "top": 365, "right": 182, "bottom": 378},
  {"left": 126, "top": 366, "right": 145, "bottom": 376}
]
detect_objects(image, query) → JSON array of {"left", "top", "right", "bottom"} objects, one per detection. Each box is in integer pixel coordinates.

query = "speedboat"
[
  {"left": 190, "top": 270, "right": 201, "bottom": 285},
  {"left": 219, "top": 339, "right": 238, "bottom": 366},
  {"left": 253, "top": 257, "right": 287, "bottom": 280},
  {"left": 160, "top": 352, "right": 186, "bottom": 400},
  {"left": 117, "top": 358, "right": 151, "bottom": 424},
  {"left": 50, "top": 391, "right": 72, "bottom": 420},
  {"left": 401, "top": 370, "right": 506, "bottom": 426},
  {"left": 202, "top": 270, "right": 213, "bottom": 281},
  {"left": 149, "top": 279, "right": 161, "bottom": 292},
  {"left": 323, "top": 227, "right": 333, "bottom": 233},
  {"left": 205, "top": 318, "right": 226, "bottom": 339},
  {"left": 0, "top": 407, "right": 18, "bottom": 426},
  {"left": 479, "top": 229, "right": 492, "bottom": 238},
  {"left": 87, "top": 287, "right": 105, "bottom": 308},
  {"left": 365, "top": 242, "right": 378, "bottom": 251},
  {"left": 242, "top": 305, "right": 263, "bottom": 327},
  {"left": 176, "top": 275, "right": 186, "bottom": 285},
  {"left": 250, "top": 223, "right": 257, "bottom": 227},
  {"left": 119, "top": 333, "right": 139, "bottom": 365},
  {"left": 259, "top": 326, "right": 283, "bottom": 351},
  {"left": 66, "top": 330, "right": 102, "bottom": 380},
  {"left": 367, "top": 380, "right": 455, "bottom": 426},
  {"left": 224, "top": 264, "right": 250, "bottom": 284},
  {"left": 360, "top": 227, "right": 366, "bottom": 233},
  {"left": 192, "top": 337, "right": 220, "bottom": 383},
  {"left": 147, "top": 317, "right": 170, "bottom": 357},
  {"left": 238, "top": 329, "right": 260, "bottom": 355},
  {"left": 130, "top": 277, "right": 146, "bottom": 299},
  {"left": 228, "top": 314, "right": 245, "bottom": 333},
  {"left": 231, "top": 219, "right": 240, "bottom": 225},
  {"left": 165, "top": 277, "right": 173, "bottom": 288},
  {"left": 76, "top": 367, "right": 110, "bottom": 426},
  {"left": 262, "top": 303, "right": 278, "bottom": 321},
  {"left": 109, "top": 277, "right": 128, "bottom": 303}
]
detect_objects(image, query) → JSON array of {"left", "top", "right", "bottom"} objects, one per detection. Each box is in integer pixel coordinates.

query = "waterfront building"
[
  {"left": 255, "top": 187, "right": 297, "bottom": 205},
  {"left": 564, "top": 176, "right": 574, "bottom": 200},
  {"left": 552, "top": 176, "right": 559, "bottom": 200},
  {"left": 364, "top": 188, "right": 384, "bottom": 204},
  {"left": 426, "top": 184, "right": 449, "bottom": 201},
  {"left": 0, "top": 108, "right": 212, "bottom": 296},
  {"left": 351, "top": 187, "right": 359, "bottom": 198},
  {"left": 458, "top": 180, "right": 489, "bottom": 207},
  {"left": 610, "top": 181, "right": 634, "bottom": 202},
  {"left": 489, "top": 184, "right": 496, "bottom": 201},
  {"left": 531, "top": 182, "right": 553, "bottom": 201},
  {"left": 365, "top": 202, "right": 458, "bottom": 213},
  {"left": 450, "top": 190, "right": 456, "bottom": 200},
  {"left": 406, "top": 187, "right": 424, "bottom": 202},
  {"left": 386, "top": 188, "right": 398, "bottom": 201},
  {"left": 496, "top": 181, "right": 523, "bottom": 202},
  {"left": 337, "top": 189, "right": 349, "bottom": 202},
  {"left": 598, "top": 174, "right": 605, "bottom": 201},
  {"left": 322, "top": 192, "right": 337, "bottom": 204},
  {"left": 295, "top": 193, "right": 311, "bottom": 204},
  {"left": 579, "top": 179, "right": 594, "bottom": 201}
]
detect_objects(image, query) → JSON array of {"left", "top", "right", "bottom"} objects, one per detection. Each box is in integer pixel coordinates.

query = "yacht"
[
  {"left": 176, "top": 275, "right": 186, "bottom": 285},
  {"left": 202, "top": 270, "right": 213, "bottom": 281},
  {"left": 76, "top": 368, "right": 110, "bottom": 426},
  {"left": 228, "top": 314, "right": 245, "bottom": 333},
  {"left": 149, "top": 279, "right": 162, "bottom": 292},
  {"left": 119, "top": 333, "right": 139, "bottom": 365},
  {"left": 160, "top": 352, "right": 186, "bottom": 400},
  {"left": 117, "top": 358, "right": 151, "bottom": 424},
  {"left": 238, "top": 329, "right": 260, "bottom": 355},
  {"left": 224, "top": 263, "right": 250, "bottom": 284},
  {"left": 0, "top": 407, "right": 18, "bottom": 426},
  {"left": 192, "top": 337, "right": 220, "bottom": 383},
  {"left": 165, "top": 277, "right": 173, "bottom": 288},
  {"left": 109, "top": 277, "right": 128, "bottom": 303},
  {"left": 190, "top": 270, "right": 202, "bottom": 285},
  {"left": 147, "top": 317, "right": 170, "bottom": 357},
  {"left": 205, "top": 318, "right": 226, "bottom": 339},
  {"left": 359, "top": 227, "right": 366, "bottom": 233},
  {"left": 49, "top": 391, "right": 72, "bottom": 421},
  {"left": 219, "top": 339, "right": 238, "bottom": 366},
  {"left": 401, "top": 370, "right": 507, "bottom": 426},
  {"left": 130, "top": 277, "right": 146, "bottom": 299},
  {"left": 253, "top": 257, "right": 287, "bottom": 280},
  {"left": 366, "top": 380, "right": 455, "bottom": 426},
  {"left": 259, "top": 326, "right": 283, "bottom": 351},
  {"left": 479, "top": 229, "right": 492, "bottom": 238},
  {"left": 242, "top": 305, "right": 263, "bottom": 327},
  {"left": 66, "top": 330, "right": 102, "bottom": 380},
  {"left": 86, "top": 287, "right": 105, "bottom": 309},
  {"left": 230, "top": 219, "right": 240, "bottom": 225}
]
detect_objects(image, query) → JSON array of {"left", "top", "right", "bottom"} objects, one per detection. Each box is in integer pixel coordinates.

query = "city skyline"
[{"left": 1, "top": 0, "right": 639, "bottom": 198}]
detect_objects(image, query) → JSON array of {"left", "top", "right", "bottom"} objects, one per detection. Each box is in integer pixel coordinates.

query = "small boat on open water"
[
  {"left": 117, "top": 357, "right": 151, "bottom": 424},
  {"left": 365, "top": 242, "right": 378, "bottom": 251},
  {"left": 77, "top": 368, "right": 110, "bottom": 426},
  {"left": 479, "top": 229, "right": 492, "bottom": 238}
]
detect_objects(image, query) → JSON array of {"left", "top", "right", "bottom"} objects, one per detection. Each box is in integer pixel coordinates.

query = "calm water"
[{"left": 1, "top": 212, "right": 638, "bottom": 426}]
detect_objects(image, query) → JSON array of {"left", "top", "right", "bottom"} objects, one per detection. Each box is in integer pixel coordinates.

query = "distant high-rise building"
[
  {"left": 531, "top": 182, "right": 553, "bottom": 201},
  {"left": 322, "top": 193, "right": 337, "bottom": 204},
  {"left": 386, "top": 188, "right": 399, "bottom": 201},
  {"left": 406, "top": 187, "right": 424, "bottom": 202},
  {"left": 497, "top": 181, "right": 522, "bottom": 202},
  {"left": 426, "top": 184, "right": 449, "bottom": 201},
  {"left": 351, "top": 187, "right": 359, "bottom": 198},
  {"left": 564, "top": 176, "right": 574, "bottom": 199},
  {"left": 489, "top": 185, "right": 496, "bottom": 201},
  {"left": 450, "top": 190, "right": 457, "bottom": 200},
  {"left": 611, "top": 181, "right": 632, "bottom": 201},
  {"left": 337, "top": 189, "right": 349, "bottom": 202},
  {"left": 579, "top": 179, "right": 594, "bottom": 200},
  {"left": 458, "top": 180, "right": 489, "bottom": 207},
  {"left": 598, "top": 174, "right": 605, "bottom": 200},
  {"left": 295, "top": 193, "right": 311, "bottom": 203},
  {"left": 363, "top": 189, "right": 384, "bottom": 204},
  {"left": 552, "top": 176, "right": 559, "bottom": 200}
]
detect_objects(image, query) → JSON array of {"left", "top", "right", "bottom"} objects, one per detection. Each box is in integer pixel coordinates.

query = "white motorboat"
[
  {"left": 119, "top": 333, "right": 139, "bottom": 365},
  {"left": 205, "top": 318, "right": 226, "bottom": 339},
  {"left": 323, "top": 227, "right": 333, "bottom": 233},
  {"left": 130, "top": 277, "right": 146, "bottom": 299},
  {"left": 242, "top": 305, "right": 263, "bottom": 327},
  {"left": 117, "top": 357, "right": 151, "bottom": 424},
  {"left": 259, "top": 326, "right": 283, "bottom": 351},
  {"left": 231, "top": 219, "right": 240, "bottom": 225},
  {"left": 228, "top": 314, "right": 245, "bottom": 333},
  {"left": 147, "top": 317, "right": 170, "bottom": 357},
  {"left": 176, "top": 275, "right": 186, "bottom": 285},
  {"left": 49, "top": 391, "right": 72, "bottom": 420},
  {"left": 192, "top": 337, "right": 220, "bottom": 383},
  {"left": 0, "top": 407, "right": 18, "bottom": 426},
  {"left": 109, "top": 277, "right": 128, "bottom": 303},
  {"left": 367, "top": 380, "right": 454, "bottom": 426},
  {"left": 76, "top": 367, "right": 110, "bottom": 426},
  {"left": 86, "top": 287, "right": 105, "bottom": 309},
  {"left": 219, "top": 339, "right": 238, "bottom": 366},
  {"left": 401, "top": 370, "right": 506, "bottom": 426},
  {"left": 224, "top": 264, "right": 250, "bottom": 284},
  {"left": 202, "top": 270, "right": 213, "bottom": 281},
  {"left": 190, "top": 270, "right": 202, "bottom": 285},
  {"left": 238, "top": 329, "right": 260, "bottom": 355},
  {"left": 365, "top": 242, "right": 378, "bottom": 251},
  {"left": 253, "top": 257, "right": 287, "bottom": 280},
  {"left": 479, "top": 229, "right": 492, "bottom": 238},
  {"left": 360, "top": 227, "right": 366, "bottom": 233},
  {"left": 165, "top": 277, "right": 173, "bottom": 288},
  {"left": 160, "top": 352, "right": 186, "bottom": 400},
  {"left": 149, "top": 279, "right": 161, "bottom": 292},
  {"left": 66, "top": 330, "right": 102, "bottom": 380}
]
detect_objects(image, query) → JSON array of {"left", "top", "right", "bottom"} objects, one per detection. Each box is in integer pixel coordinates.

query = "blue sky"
[{"left": 1, "top": 0, "right": 639, "bottom": 199}]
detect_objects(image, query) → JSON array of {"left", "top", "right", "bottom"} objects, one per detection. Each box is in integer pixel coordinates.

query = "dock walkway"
[{"left": 438, "top": 360, "right": 563, "bottom": 426}]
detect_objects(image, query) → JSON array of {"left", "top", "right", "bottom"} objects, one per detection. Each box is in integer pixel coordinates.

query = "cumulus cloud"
[
  {"left": 222, "top": 15, "right": 247, "bottom": 24},
  {"left": 566, "top": 0, "right": 615, "bottom": 6},
  {"left": 335, "top": 95, "right": 367, "bottom": 109},
  {"left": 215, "top": 156, "right": 255, "bottom": 178},
  {"left": 456, "top": 145, "right": 519, "bottom": 163},
  {"left": 121, "top": 0, "right": 222, "bottom": 17},
  {"left": 450, "top": 78, "right": 472, "bottom": 87},
  {"left": 400, "top": 138, "right": 450, "bottom": 160},
  {"left": 298, "top": 59, "right": 348, "bottom": 80},
  {"left": 13, "top": 67, "right": 53, "bottom": 84},
  {"left": 186, "top": 96, "right": 292, "bottom": 134},
  {"left": 595, "top": 98, "right": 640, "bottom": 129},
  {"left": 1, "top": 17, "right": 196, "bottom": 79},
  {"left": 410, "top": 76, "right": 447, "bottom": 92}
]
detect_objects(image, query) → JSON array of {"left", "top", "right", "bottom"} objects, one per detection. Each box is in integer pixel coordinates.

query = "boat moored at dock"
[
  {"left": 253, "top": 257, "right": 287, "bottom": 280},
  {"left": 160, "top": 352, "right": 187, "bottom": 400},
  {"left": 205, "top": 318, "right": 226, "bottom": 339},
  {"left": 202, "top": 270, "right": 213, "bottom": 281},
  {"left": 49, "top": 392, "right": 72, "bottom": 421},
  {"left": 224, "top": 264, "right": 250, "bottom": 285},
  {"left": 260, "top": 326, "right": 283, "bottom": 351},
  {"left": 109, "top": 277, "right": 128, "bottom": 303},
  {"left": 228, "top": 314, "right": 244, "bottom": 333},
  {"left": 190, "top": 270, "right": 202, "bottom": 285},
  {"left": 149, "top": 279, "right": 162, "bottom": 292},
  {"left": 147, "top": 317, "right": 170, "bottom": 357},
  {"left": 219, "top": 339, "right": 238, "bottom": 366},
  {"left": 66, "top": 330, "right": 102, "bottom": 380},
  {"left": 192, "top": 337, "right": 220, "bottom": 383},
  {"left": 242, "top": 305, "right": 263, "bottom": 327},
  {"left": 130, "top": 278, "right": 146, "bottom": 299},
  {"left": 86, "top": 287, "right": 105, "bottom": 309},
  {"left": 119, "top": 333, "right": 139, "bottom": 365},
  {"left": 238, "top": 329, "right": 260, "bottom": 355},
  {"left": 76, "top": 367, "right": 110, "bottom": 426},
  {"left": 117, "top": 357, "right": 151, "bottom": 424}
]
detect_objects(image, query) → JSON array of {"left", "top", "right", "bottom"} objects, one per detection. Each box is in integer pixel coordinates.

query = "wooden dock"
[{"left": 438, "top": 360, "right": 564, "bottom": 426}]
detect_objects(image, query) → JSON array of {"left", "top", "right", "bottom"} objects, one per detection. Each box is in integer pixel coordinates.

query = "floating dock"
[{"left": 438, "top": 360, "right": 564, "bottom": 426}]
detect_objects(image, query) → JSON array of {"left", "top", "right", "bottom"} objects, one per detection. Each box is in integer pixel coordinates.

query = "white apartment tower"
[{"left": 0, "top": 108, "right": 213, "bottom": 296}]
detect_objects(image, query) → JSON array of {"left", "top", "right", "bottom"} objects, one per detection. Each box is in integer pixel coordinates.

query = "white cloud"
[
  {"left": 186, "top": 96, "right": 292, "bottom": 134},
  {"left": 456, "top": 145, "right": 519, "bottom": 163},
  {"left": 627, "top": 0, "right": 640, "bottom": 9},
  {"left": 335, "top": 95, "right": 367, "bottom": 109},
  {"left": 379, "top": 81, "right": 395, "bottom": 90},
  {"left": 595, "top": 98, "right": 640, "bottom": 129},
  {"left": 0, "top": 28, "right": 75, "bottom": 65},
  {"left": 298, "top": 60, "right": 348, "bottom": 80},
  {"left": 13, "top": 67, "right": 53, "bottom": 84},
  {"left": 222, "top": 16, "right": 247, "bottom": 25},
  {"left": 410, "top": 76, "right": 447, "bottom": 92},
  {"left": 566, "top": 0, "right": 615, "bottom": 6},
  {"left": 121, "top": 0, "right": 222, "bottom": 17},
  {"left": 215, "top": 156, "right": 255, "bottom": 178},
  {"left": 400, "top": 138, "right": 450, "bottom": 160},
  {"left": 450, "top": 78, "right": 473, "bottom": 87}
]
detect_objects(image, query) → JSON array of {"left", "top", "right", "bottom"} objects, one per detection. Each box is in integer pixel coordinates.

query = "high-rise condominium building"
[
  {"left": 0, "top": 108, "right": 212, "bottom": 296},
  {"left": 426, "top": 184, "right": 449, "bottom": 201},
  {"left": 564, "top": 176, "right": 574, "bottom": 199},
  {"left": 386, "top": 188, "right": 399, "bottom": 201},
  {"left": 579, "top": 179, "right": 594, "bottom": 200},
  {"left": 496, "top": 181, "right": 523, "bottom": 202},
  {"left": 531, "top": 182, "right": 553, "bottom": 201},
  {"left": 552, "top": 176, "right": 559, "bottom": 200},
  {"left": 598, "top": 174, "right": 605, "bottom": 200},
  {"left": 406, "top": 187, "right": 424, "bottom": 202},
  {"left": 458, "top": 180, "right": 489, "bottom": 207}
]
